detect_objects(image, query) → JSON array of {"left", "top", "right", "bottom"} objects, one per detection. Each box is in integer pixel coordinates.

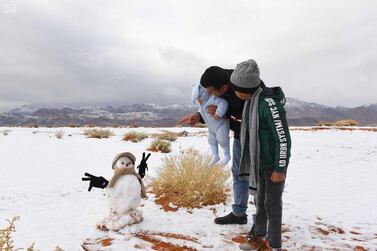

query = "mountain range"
[{"left": 1, "top": 98, "right": 376, "bottom": 127}]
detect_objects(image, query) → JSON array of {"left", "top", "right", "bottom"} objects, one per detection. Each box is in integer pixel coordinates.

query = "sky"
[{"left": 0, "top": 0, "right": 376, "bottom": 112}]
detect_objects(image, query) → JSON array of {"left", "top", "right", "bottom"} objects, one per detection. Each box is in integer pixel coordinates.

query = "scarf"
[
  {"left": 238, "top": 87, "right": 262, "bottom": 195},
  {"left": 107, "top": 167, "right": 147, "bottom": 199}
]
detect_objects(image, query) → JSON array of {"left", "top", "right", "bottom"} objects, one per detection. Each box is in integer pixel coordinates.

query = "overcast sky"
[{"left": 0, "top": 0, "right": 376, "bottom": 112}]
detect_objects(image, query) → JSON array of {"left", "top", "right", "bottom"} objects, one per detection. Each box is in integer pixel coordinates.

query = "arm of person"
[
  {"left": 262, "top": 98, "right": 291, "bottom": 175},
  {"left": 214, "top": 98, "right": 229, "bottom": 118}
]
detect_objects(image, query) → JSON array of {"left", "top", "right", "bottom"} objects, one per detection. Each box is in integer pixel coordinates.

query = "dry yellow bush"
[
  {"left": 194, "top": 123, "right": 207, "bottom": 128},
  {"left": 317, "top": 121, "right": 334, "bottom": 126},
  {"left": 318, "top": 119, "right": 359, "bottom": 127},
  {"left": 151, "top": 148, "right": 230, "bottom": 208},
  {"left": 84, "top": 128, "right": 114, "bottom": 139},
  {"left": 151, "top": 131, "right": 178, "bottom": 142},
  {"left": 333, "top": 119, "right": 359, "bottom": 126},
  {"left": 123, "top": 131, "right": 148, "bottom": 143},
  {"left": 148, "top": 139, "right": 171, "bottom": 153},
  {"left": 1, "top": 217, "right": 64, "bottom": 251},
  {"left": 0, "top": 216, "right": 19, "bottom": 251}
]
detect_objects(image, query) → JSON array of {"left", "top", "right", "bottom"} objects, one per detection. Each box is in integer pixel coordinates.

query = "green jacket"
[{"left": 258, "top": 87, "right": 291, "bottom": 173}]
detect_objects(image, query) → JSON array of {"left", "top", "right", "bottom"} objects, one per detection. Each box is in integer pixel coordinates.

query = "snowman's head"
[
  {"left": 114, "top": 156, "right": 134, "bottom": 170},
  {"left": 112, "top": 152, "right": 136, "bottom": 170}
]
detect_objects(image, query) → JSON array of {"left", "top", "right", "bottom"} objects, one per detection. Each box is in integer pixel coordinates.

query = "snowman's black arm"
[{"left": 81, "top": 172, "right": 109, "bottom": 191}]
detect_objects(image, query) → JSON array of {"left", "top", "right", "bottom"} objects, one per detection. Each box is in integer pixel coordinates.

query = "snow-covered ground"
[{"left": 0, "top": 127, "right": 376, "bottom": 250}]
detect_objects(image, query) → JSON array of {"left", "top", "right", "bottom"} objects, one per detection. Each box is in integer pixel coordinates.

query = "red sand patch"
[
  {"left": 155, "top": 196, "right": 179, "bottom": 212},
  {"left": 316, "top": 227, "right": 330, "bottom": 235},
  {"left": 100, "top": 238, "right": 113, "bottom": 246},
  {"left": 315, "top": 224, "right": 345, "bottom": 236},
  {"left": 354, "top": 246, "right": 368, "bottom": 251},
  {"left": 329, "top": 226, "right": 345, "bottom": 234},
  {"left": 134, "top": 232, "right": 198, "bottom": 251},
  {"left": 350, "top": 231, "right": 362, "bottom": 235}
]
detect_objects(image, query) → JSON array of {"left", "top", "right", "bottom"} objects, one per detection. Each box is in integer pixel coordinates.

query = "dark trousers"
[{"left": 250, "top": 169, "right": 285, "bottom": 248}]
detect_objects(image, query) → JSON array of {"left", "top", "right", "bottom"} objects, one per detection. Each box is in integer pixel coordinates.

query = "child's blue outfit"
[{"left": 192, "top": 83, "right": 231, "bottom": 166}]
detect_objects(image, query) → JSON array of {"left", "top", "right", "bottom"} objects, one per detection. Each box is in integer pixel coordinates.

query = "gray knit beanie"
[{"left": 230, "top": 59, "right": 260, "bottom": 93}]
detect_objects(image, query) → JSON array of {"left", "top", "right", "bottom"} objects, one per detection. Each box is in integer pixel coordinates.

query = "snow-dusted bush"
[
  {"left": 122, "top": 131, "right": 148, "bottom": 143},
  {"left": 0, "top": 216, "right": 19, "bottom": 250},
  {"left": 333, "top": 119, "right": 359, "bottom": 126},
  {"left": 177, "top": 130, "right": 189, "bottom": 137},
  {"left": 318, "top": 119, "right": 359, "bottom": 127},
  {"left": 0, "top": 216, "right": 64, "bottom": 251},
  {"left": 2, "top": 130, "right": 10, "bottom": 136},
  {"left": 151, "top": 131, "right": 178, "bottom": 142},
  {"left": 317, "top": 121, "right": 334, "bottom": 126},
  {"left": 84, "top": 128, "right": 114, "bottom": 139},
  {"left": 194, "top": 123, "right": 207, "bottom": 128},
  {"left": 148, "top": 139, "right": 171, "bottom": 153},
  {"left": 55, "top": 129, "right": 65, "bottom": 139},
  {"left": 151, "top": 148, "right": 230, "bottom": 208}
]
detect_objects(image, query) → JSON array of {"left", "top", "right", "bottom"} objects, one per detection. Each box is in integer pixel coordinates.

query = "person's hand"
[
  {"left": 177, "top": 113, "right": 201, "bottom": 127},
  {"left": 137, "top": 152, "right": 151, "bottom": 178},
  {"left": 270, "top": 171, "right": 286, "bottom": 183},
  {"left": 207, "top": 105, "right": 217, "bottom": 116},
  {"left": 82, "top": 173, "right": 109, "bottom": 191}
]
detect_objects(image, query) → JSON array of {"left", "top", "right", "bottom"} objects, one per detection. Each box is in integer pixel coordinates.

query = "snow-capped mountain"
[{"left": 1, "top": 100, "right": 376, "bottom": 127}]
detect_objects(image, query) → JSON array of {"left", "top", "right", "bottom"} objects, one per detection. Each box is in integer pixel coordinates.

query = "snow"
[{"left": 0, "top": 127, "right": 376, "bottom": 250}]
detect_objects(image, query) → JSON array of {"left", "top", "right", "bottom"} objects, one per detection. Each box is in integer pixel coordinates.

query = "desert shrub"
[
  {"left": 317, "top": 121, "right": 334, "bottom": 126},
  {"left": 148, "top": 139, "right": 171, "bottom": 153},
  {"left": 2, "top": 130, "right": 10, "bottom": 136},
  {"left": 317, "top": 119, "right": 359, "bottom": 127},
  {"left": 177, "top": 130, "right": 189, "bottom": 137},
  {"left": 151, "top": 148, "right": 230, "bottom": 208},
  {"left": 151, "top": 131, "right": 178, "bottom": 142},
  {"left": 194, "top": 123, "right": 207, "bottom": 128},
  {"left": 55, "top": 130, "right": 65, "bottom": 139},
  {"left": 0, "top": 216, "right": 19, "bottom": 251},
  {"left": 123, "top": 131, "right": 148, "bottom": 143},
  {"left": 333, "top": 119, "right": 359, "bottom": 126},
  {"left": 84, "top": 128, "right": 114, "bottom": 139},
  {"left": 0, "top": 216, "right": 64, "bottom": 251}
]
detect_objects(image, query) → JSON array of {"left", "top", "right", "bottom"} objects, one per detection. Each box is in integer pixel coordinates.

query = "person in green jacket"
[{"left": 229, "top": 59, "right": 291, "bottom": 251}]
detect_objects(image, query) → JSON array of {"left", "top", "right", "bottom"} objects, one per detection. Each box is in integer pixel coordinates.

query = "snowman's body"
[
  {"left": 97, "top": 156, "right": 144, "bottom": 231},
  {"left": 109, "top": 174, "right": 141, "bottom": 213}
]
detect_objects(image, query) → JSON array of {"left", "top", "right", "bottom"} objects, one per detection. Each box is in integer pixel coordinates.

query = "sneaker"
[
  {"left": 209, "top": 155, "right": 220, "bottom": 166},
  {"left": 214, "top": 212, "right": 247, "bottom": 225},
  {"left": 239, "top": 236, "right": 267, "bottom": 250}
]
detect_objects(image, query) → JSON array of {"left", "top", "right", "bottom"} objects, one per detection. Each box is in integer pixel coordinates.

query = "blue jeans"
[{"left": 232, "top": 137, "right": 254, "bottom": 217}]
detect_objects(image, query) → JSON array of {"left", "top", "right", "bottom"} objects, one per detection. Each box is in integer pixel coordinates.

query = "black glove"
[
  {"left": 81, "top": 172, "right": 109, "bottom": 191},
  {"left": 137, "top": 152, "right": 151, "bottom": 178}
]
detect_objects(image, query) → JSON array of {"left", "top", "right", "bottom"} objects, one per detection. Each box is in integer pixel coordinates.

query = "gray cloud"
[{"left": 0, "top": 0, "right": 376, "bottom": 112}]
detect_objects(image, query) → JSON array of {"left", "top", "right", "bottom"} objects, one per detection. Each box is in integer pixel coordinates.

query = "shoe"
[
  {"left": 219, "top": 155, "right": 231, "bottom": 166},
  {"left": 239, "top": 236, "right": 267, "bottom": 250},
  {"left": 214, "top": 212, "right": 247, "bottom": 225},
  {"left": 209, "top": 155, "right": 220, "bottom": 166}
]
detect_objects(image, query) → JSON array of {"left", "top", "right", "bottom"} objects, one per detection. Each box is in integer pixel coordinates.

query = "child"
[
  {"left": 230, "top": 59, "right": 291, "bottom": 251},
  {"left": 191, "top": 82, "right": 231, "bottom": 166}
]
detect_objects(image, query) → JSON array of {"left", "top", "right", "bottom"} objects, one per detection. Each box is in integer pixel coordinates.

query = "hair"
[{"left": 200, "top": 66, "right": 230, "bottom": 90}]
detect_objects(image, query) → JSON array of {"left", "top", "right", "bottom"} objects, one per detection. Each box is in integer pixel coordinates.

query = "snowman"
[{"left": 82, "top": 152, "right": 151, "bottom": 231}]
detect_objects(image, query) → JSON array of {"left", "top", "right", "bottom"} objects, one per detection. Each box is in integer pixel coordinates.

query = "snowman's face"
[{"left": 115, "top": 156, "right": 134, "bottom": 170}]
